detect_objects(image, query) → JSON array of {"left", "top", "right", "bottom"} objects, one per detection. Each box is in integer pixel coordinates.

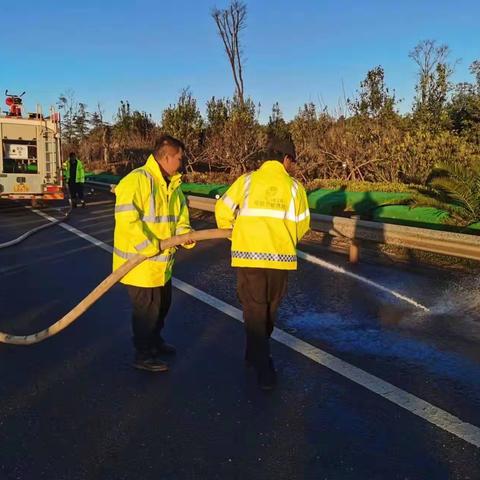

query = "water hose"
[
  {"left": 0, "top": 228, "right": 231, "bottom": 345},
  {"left": 0, "top": 198, "right": 72, "bottom": 249}
]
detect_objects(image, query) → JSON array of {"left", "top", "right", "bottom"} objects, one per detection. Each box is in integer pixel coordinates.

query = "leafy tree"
[
  {"left": 394, "top": 128, "right": 479, "bottom": 184},
  {"left": 470, "top": 60, "right": 480, "bottom": 91},
  {"left": 58, "top": 91, "right": 87, "bottom": 146},
  {"left": 409, "top": 40, "right": 454, "bottom": 128},
  {"left": 161, "top": 88, "right": 204, "bottom": 171},
  {"left": 206, "top": 96, "right": 229, "bottom": 131},
  {"left": 448, "top": 61, "right": 480, "bottom": 144},
  {"left": 114, "top": 100, "right": 155, "bottom": 146},
  {"left": 449, "top": 83, "right": 480, "bottom": 134},
  {"left": 204, "top": 95, "right": 262, "bottom": 173},
  {"left": 266, "top": 102, "right": 291, "bottom": 142},
  {"left": 348, "top": 66, "right": 397, "bottom": 119},
  {"left": 73, "top": 102, "right": 89, "bottom": 143},
  {"left": 289, "top": 103, "right": 342, "bottom": 180}
]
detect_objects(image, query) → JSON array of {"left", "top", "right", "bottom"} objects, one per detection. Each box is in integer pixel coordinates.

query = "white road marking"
[
  {"left": 28, "top": 208, "right": 480, "bottom": 449},
  {"left": 76, "top": 213, "right": 113, "bottom": 223},
  {"left": 82, "top": 207, "right": 114, "bottom": 215},
  {"left": 32, "top": 209, "right": 112, "bottom": 253}
]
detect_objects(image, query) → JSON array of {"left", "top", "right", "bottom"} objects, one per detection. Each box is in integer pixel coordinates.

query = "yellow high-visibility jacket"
[
  {"left": 63, "top": 158, "right": 85, "bottom": 183},
  {"left": 215, "top": 160, "right": 310, "bottom": 270},
  {"left": 113, "top": 154, "right": 194, "bottom": 287}
]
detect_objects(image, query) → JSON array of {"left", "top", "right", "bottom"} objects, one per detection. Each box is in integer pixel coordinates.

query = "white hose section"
[{"left": 0, "top": 229, "right": 231, "bottom": 345}]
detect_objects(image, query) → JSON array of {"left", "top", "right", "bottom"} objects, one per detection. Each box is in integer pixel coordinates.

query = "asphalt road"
[{"left": 1, "top": 191, "right": 479, "bottom": 480}]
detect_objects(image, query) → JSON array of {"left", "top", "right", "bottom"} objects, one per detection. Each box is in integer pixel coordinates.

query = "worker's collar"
[
  {"left": 144, "top": 155, "right": 182, "bottom": 188},
  {"left": 259, "top": 160, "right": 288, "bottom": 174}
]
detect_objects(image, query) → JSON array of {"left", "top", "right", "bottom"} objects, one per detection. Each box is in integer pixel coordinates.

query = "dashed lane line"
[
  {"left": 85, "top": 206, "right": 115, "bottom": 214},
  {"left": 32, "top": 208, "right": 112, "bottom": 253},
  {"left": 76, "top": 213, "right": 114, "bottom": 224},
  {"left": 28, "top": 207, "right": 480, "bottom": 449}
]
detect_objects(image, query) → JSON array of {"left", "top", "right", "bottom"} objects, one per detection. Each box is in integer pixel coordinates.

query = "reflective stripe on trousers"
[{"left": 232, "top": 251, "right": 296, "bottom": 262}]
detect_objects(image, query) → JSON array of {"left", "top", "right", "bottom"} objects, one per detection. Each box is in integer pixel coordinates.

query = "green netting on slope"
[
  {"left": 180, "top": 183, "right": 229, "bottom": 197},
  {"left": 307, "top": 189, "right": 410, "bottom": 215},
  {"left": 372, "top": 206, "right": 450, "bottom": 230},
  {"left": 85, "top": 173, "right": 121, "bottom": 184},
  {"left": 309, "top": 189, "right": 480, "bottom": 233},
  {"left": 85, "top": 174, "right": 480, "bottom": 233},
  {"left": 183, "top": 184, "right": 414, "bottom": 215},
  {"left": 372, "top": 206, "right": 480, "bottom": 233},
  {"left": 86, "top": 174, "right": 230, "bottom": 197}
]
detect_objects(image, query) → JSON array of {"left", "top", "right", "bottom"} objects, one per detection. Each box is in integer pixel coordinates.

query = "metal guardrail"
[
  {"left": 86, "top": 180, "right": 116, "bottom": 193},
  {"left": 187, "top": 195, "right": 217, "bottom": 212},
  {"left": 187, "top": 195, "right": 480, "bottom": 262},
  {"left": 310, "top": 213, "right": 480, "bottom": 262},
  {"left": 86, "top": 181, "right": 480, "bottom": 262}
]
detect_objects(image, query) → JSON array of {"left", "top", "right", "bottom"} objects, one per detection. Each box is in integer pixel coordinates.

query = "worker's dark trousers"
[
  {"left": 68, "top": 181, "right": 84, "bottom": 202},
  {"left": 126, "top": 281, "right": 172, "bottom": 356},
  {"left": 236, "top": 267, "right": 288, "bottom": 374}
]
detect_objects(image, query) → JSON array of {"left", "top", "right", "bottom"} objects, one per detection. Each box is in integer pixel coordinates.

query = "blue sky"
[{"left": 1, "top": 0, "right": 479, "bottom": 123}]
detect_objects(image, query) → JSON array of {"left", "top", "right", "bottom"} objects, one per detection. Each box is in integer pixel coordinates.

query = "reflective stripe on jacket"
[
  {"left": 113, "top": 154, "right": 194, "bottom": 287},
  {"left": 63, "top": 158, "right": 85, "bottom": 183},
  {"left": 215, "top": 160, "right": 310, "bottom": 270}
]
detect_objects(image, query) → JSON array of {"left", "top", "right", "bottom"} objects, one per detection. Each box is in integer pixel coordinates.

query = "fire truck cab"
[{"left": 0, "top": 91, "right": 64, "bottom": 201}]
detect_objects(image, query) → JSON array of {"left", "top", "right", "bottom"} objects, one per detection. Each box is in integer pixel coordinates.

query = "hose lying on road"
[
  {"left": 0, "top": 228, "right": 231, "bottom": 345},
  {"left": 0, "top": 200, "right": 72, "bottom": 249}
]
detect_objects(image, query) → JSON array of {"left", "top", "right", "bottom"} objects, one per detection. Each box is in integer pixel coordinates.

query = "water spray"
[{"left": 297, "top": 250, "right": 430, "bottom": 312}]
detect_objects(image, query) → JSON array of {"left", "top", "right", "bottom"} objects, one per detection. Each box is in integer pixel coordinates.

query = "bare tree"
[
  {"left": 94, "top": 103, "right": 111, "bottom": 167},
  {"left": 211, "top": 0, "right": 247, "bottom": 104},
  {"left": 409, "top": 40, "right": 454, "bottom": 109}
]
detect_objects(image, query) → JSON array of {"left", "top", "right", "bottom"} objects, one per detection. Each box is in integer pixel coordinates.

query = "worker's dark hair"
[
  {"left": 153, "top": 135, "right": 185, "bottom": 159},
  {"left": 69, "top": 152, "right": 76, "bottom": 158},
  {"left": 264, "top": 134, "right": 296, "bottom": 162}
]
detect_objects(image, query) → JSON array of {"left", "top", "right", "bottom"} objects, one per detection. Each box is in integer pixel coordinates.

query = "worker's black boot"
[{"left": 133, "top": 353, "right": 168, "bottom": 372}]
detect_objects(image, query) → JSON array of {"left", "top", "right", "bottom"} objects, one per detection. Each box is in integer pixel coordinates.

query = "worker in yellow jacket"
[
  {"left": 113, "top": 135, "right": 195, "bottom": 372},
  {"left": 63, "top": 152, "right": 86, "bottom": 207},
  {"left": 215, "top": 136, "right": 310, "bottom": 390}
]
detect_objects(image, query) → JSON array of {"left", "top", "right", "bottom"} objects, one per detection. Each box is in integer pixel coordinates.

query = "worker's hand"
[
  {"left": 181, "top": 231, "right": 195, "bottom": 249},
  {"left": 181, "top": 239, "right": 196, "bottom": 249}
]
